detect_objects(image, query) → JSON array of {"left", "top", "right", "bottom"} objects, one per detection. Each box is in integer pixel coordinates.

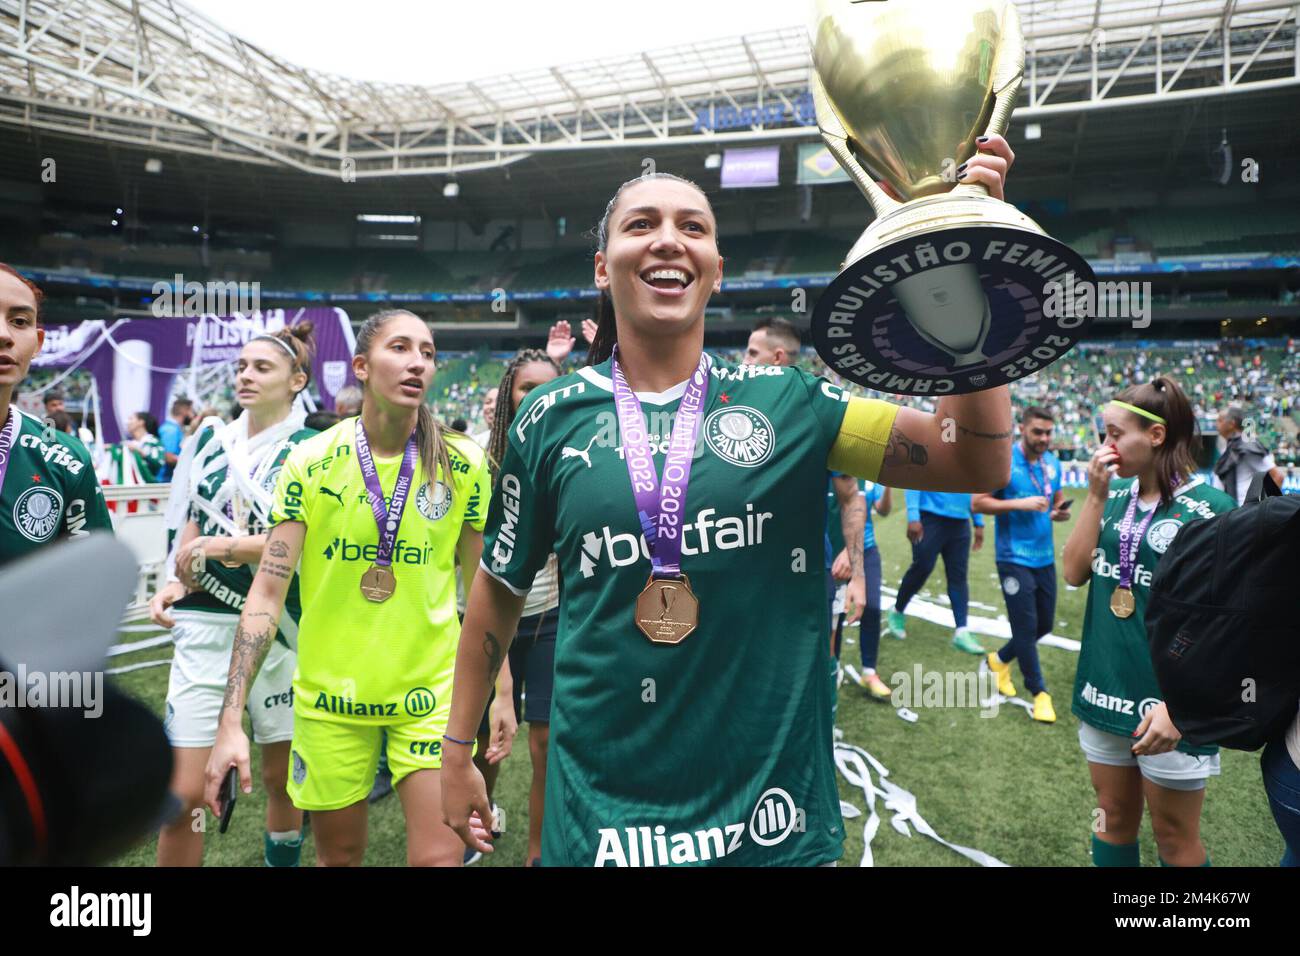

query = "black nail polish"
[
  {"left": 957, "top": 162, "right": 968, "bottom": 173},
  {"left": 956, "top": 171, "right": 967, "bottom": 180},
  {"left": 977, "top": 136, "right": 989, "bottom": 143}
]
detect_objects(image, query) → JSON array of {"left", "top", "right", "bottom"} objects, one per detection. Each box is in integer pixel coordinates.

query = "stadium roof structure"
[{"left": 1, "top": 0, "right": 1297, "bottom": 181}]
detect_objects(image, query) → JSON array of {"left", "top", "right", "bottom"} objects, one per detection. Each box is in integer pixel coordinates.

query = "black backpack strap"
[{"left": 1244, "top": 470, "right": 1281, "bottom": 503}]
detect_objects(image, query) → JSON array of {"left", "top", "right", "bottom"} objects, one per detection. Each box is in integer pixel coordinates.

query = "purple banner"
[
  {"left": 30, "top": 308, "right": 355, "bottom": 443},
  {"left": 721, "top": 146, "right": 781, "bottom": 189}
]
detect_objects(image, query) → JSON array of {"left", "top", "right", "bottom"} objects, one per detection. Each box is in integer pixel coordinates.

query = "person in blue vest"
[
  {"left": 972, "top": 406, "right": 1069, "bottom": 723},
  {"left": 887, "top": 490, "right": 985, "bottom": 654}
]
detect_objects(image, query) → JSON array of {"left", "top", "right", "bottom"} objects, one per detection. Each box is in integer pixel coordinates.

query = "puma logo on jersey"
[
  {"left": 562, "top": 433, "right": 600, "bottom": 469},
  {"left": 320, "top": 485, "right": 347, "bottom": 507},
  {"left": 578, "top": 505, "right": 774, "bottom": 578}
]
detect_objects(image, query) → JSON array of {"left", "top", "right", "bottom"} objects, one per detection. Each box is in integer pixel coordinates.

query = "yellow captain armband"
[{"left": 828, "top": 397, "right": 900, "bottom": 481}]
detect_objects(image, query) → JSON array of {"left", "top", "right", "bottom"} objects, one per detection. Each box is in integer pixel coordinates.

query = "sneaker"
[
  {"left": 855, "top": 671, "right": 893, "bottom": 701},
  {"left": 984, "top": 652, "right": 1016, "bottom": 697},
  {"left": 1032, "top": 691, "right": 1057, "bottom": 723},
  {"left": 491, "top": 803, "right": 505, "bottom": 840},
  {"left": 367, "top": 768, "right": 393, "bottom": 804},
  {"left": 886, "top": 609, "right": 907, "bottom": 640},
  {"left": 951, "top": 627, "right": 985, "bottom": 655},
  {"left": 463, "top": 845, "right": 483, "bottom": 866}
]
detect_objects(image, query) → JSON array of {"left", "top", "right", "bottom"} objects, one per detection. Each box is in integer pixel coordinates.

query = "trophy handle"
[
  {"left": 811, "top": 71, "right": 901, "bottom": 217},
  {"left": 952, "top": 0, "right": 1025, "bottom": 201}
]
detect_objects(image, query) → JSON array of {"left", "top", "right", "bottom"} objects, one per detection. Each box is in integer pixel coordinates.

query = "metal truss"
[{"left": 0, "top": 0, "right": 1296, "bottom": 178}]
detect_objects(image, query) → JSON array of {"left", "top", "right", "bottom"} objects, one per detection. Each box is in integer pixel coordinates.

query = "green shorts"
[{"left": 286, "top": 709, "right": 453, "bottom": 811}]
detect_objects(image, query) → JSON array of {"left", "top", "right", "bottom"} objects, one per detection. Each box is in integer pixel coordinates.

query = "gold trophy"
[{"left": 809, "top": 0, "right": 1096, "bottom": 396}]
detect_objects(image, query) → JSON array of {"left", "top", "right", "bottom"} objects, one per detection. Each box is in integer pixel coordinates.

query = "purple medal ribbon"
[
  {"left": 354, "top": 418, "right": 418, "bottom": 569},
  {"left": 610, "top": 346, "right": 710, "bottom": 579},
  {"left": 0, "top": 407, "right": 16, "bottom": 496},
  {"left": 1116, "top": 483, "right": 1158, "bottom": 590}
]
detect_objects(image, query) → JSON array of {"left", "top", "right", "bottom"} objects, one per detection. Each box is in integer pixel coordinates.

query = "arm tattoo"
[
  {"left": 840, "top": 497, "right": 866, "bottom": 577},
  {"left": 483, "top": 630, "right": 505, "bottom": 691},
  {"left": 259, "top": 560, "right": 294, "bottom": 581},
  {"left": 268, "top": 540, "right": 290, "bottom": 558},
  {"left": 883, "top": 425, "right": 928, "bottom": 467},
  {"left": 222, "top": 539, "right": 236, "bottom": 563},
  {"left": 221, "top": 611, "right": 277, "bottom": 713},
  {"left": 955, "top": 422, "right": 1014, "bottom": 441}
]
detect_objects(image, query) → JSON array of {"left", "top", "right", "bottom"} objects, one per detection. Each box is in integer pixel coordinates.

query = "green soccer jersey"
[
  {"left": 106, "top": 434, "right": 166, "bottom": 483},
  {"left": 1, "top": 408, "right": 113, "bottom": 567},
  {"left": 173, "top": 423, "right": 316, "bottom": 623},
  {"left": 1072, "top": 475, "right": 1235, "bottom": 753},
  {"left": 481, "top": 355, "right": 898, "bottom": 866}
]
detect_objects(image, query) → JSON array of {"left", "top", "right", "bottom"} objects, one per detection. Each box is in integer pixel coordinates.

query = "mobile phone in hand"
[
  {"left": 218, "top": 766, "right": 239, "bottom": 834},
  {"left": 1057, "top": 498, "right": 1073, "bottom": 511}
]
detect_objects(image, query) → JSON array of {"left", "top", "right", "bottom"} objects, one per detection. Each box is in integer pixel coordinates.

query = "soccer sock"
[
  {"left": 1091, "top": 834, "right": 1139, "bottom": 867},
  {"left": 265, "top": 830, "right": 303, "bottom": 867}
]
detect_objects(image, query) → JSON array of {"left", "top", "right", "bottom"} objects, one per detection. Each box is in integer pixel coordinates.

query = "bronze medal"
[
  {"left": 1109, "top": 586, "right": 1136, "bottom": 619},
  {"left": 360, "top": 564, "right": 397, "bottom": 603},
  {"left": 635, "top": 574, "right": 699, "bottom": 645}
]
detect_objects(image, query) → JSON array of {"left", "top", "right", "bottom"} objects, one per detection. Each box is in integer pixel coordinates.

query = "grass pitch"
[{"left": 110, "top": 489, "right": 1285, "bottom": 866}]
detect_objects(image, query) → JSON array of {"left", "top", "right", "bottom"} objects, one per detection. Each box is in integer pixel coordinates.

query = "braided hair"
[
  {"left": 487, "top": 348, "right": 560, "bottom": 480},
  {"left": 585, "top": 172, "right": 714, "bottom": 366}
]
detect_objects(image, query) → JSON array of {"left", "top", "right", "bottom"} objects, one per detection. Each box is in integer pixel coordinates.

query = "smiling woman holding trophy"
[
  {"left": 809, "top": 0, "right": 1096, "bottom": 396},
  {"left": 437, "top": 0, "right": 1046, "bottom": 868}
]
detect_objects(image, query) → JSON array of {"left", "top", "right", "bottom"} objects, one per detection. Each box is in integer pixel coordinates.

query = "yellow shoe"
[
  {"left": 985, "top": 652, "right": 1016, "bottom": 698},
  {"left": 856, "top": 671, "right": 893, "bottom": 701},
  {"left": 1032, "top": 691, "right": 1057, "bottom": 724}
]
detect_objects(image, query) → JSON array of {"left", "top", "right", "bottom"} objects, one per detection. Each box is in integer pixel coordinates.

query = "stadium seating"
[{"left": 10, "top": 202, "right": 1298, "bottom": 297}]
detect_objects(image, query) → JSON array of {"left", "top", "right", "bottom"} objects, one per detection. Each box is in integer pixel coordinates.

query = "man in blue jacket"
[
  {"left": 972, "top": 406, "right": 1069, "bottom": 722},
  {"left": 888, "top": 488, "right": 985, "bottom": 654}
]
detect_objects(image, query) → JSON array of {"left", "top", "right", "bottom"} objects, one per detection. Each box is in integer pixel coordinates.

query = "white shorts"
[
  {"left": 164, "top": 608, "right": 296, "bottom": 748},
  {"left": 1077, "top": 722, "right": 1220, "bottom": 792}
]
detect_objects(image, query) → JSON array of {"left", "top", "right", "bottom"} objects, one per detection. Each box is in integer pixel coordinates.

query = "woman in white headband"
[
  {"left": 152, "top": 323, "right": 318, "bottom": 868},
  {"left": 1063, "top": 376, "right": 1235, "bottom": 868}
]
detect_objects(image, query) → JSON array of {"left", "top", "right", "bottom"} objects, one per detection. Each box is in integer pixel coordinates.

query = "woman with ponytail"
[
  {"left": 445, "top": 144, "right": 1019, "bottom": 867},
  {"left": 1063, "top": 376, "right": 1236, "bottom": 867},
  {"left": 204, "top": 310, "right": 491, "bottom": 866},
  {"left": 152, "top": 322, "right": 318, "bottom": 867}
]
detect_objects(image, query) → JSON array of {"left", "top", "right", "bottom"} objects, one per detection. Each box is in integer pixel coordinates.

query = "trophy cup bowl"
[{"left": 809, "top": 0, "right": 1097, "bottom": 396}]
